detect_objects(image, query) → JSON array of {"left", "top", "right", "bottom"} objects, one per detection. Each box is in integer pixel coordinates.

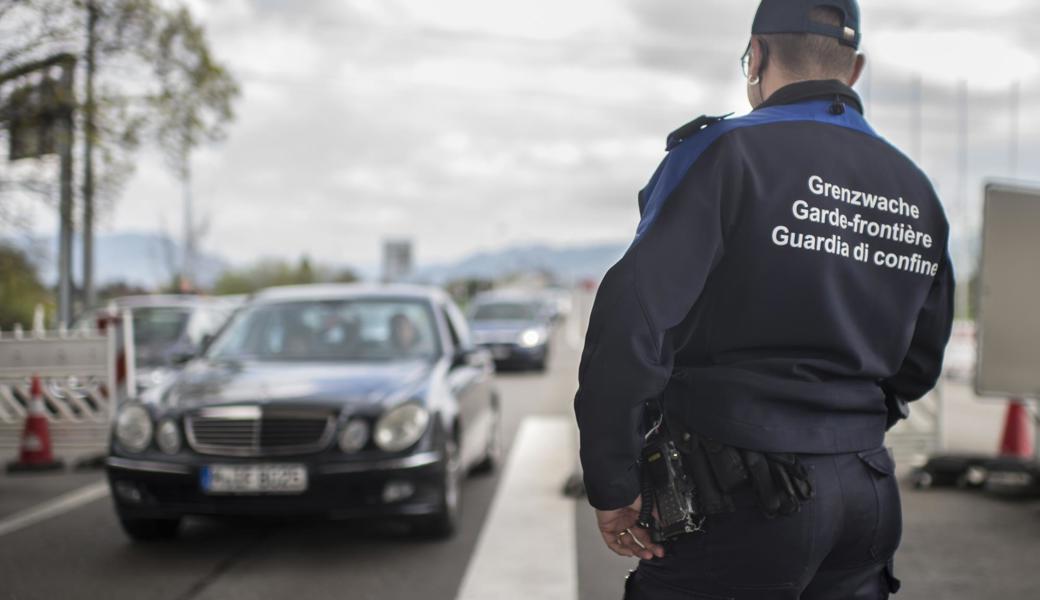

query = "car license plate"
[
  {"left": 491, "top": 346, "right": 511, "bottom": 359},
  {"left": 201, "top": 464, "right": 308, "bottom": 495}
]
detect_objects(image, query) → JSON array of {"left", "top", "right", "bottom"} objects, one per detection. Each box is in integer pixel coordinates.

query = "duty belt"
[{"left": 678, "top": 430, "right": 815, "bottom": 519}]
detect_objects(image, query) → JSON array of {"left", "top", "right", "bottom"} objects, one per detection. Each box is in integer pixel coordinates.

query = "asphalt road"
[{"left": 2, "top": 304, "right": 1040, "bottom": 600}]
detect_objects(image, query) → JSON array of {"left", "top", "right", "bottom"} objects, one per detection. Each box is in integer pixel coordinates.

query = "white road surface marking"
[
  {"left": 566, "top": 310, "right": 582, "bottom": 350},
  {"left": 0, "top": 481, "right": 109, "bottom": 538},
  {"left": 565, "top": 290, "right": 593, "bottom": 352},
  {"left": 455, "top": 416, "right": 578, "bottom": 600}
]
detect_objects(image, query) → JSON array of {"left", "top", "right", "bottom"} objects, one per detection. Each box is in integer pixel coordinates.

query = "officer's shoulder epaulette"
[{"left": 665, "top": 113, "right": 733, "bottom": 151}]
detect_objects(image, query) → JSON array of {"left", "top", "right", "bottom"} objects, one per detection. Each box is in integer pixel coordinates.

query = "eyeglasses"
[{"left": 740, "top": 39, "right": 768, "bottom": 79}]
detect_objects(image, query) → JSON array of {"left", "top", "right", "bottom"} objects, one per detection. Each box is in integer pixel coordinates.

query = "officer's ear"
[
  {"left": 748, "top": 37, "right": 767, "bottom": 82},
  {"left": 847, "top": 53, "right": 866, "bottom": 88},
  {"left": 745, "top": 36, "right": 769, "bottom": 108}
]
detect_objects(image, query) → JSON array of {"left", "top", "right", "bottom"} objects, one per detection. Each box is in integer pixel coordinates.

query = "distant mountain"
[
  {"left": 10, "top": 232, "right": 227, "bottom": 290},
  {"left": 411, "top": 242, "right": 627, "bottom": 284},
  {"left": 7, "top": 228, "right": 981, "bottom": 292},
  {"left": 7, "top": 231, "right": 627, "bottom": 290},
  {"left": 410, "top": 235, "right": 981, "bottom": 285}
]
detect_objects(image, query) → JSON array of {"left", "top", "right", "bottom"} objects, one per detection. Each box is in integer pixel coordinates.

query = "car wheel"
[
  {"left": 412, "top": 438, "right": 462, "bottom": 539},
  {"left": 472, "top": 403, "right": 502, "bottom": 475},
  {"left": 117, "top": 512, "right": 181, "bottom": 542}
]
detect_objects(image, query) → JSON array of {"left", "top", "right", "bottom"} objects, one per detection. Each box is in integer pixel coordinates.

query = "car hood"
[
  {"left": 469, "top": 320, "right": 542, "bottom": 334},
  {"left": 154, "top": 359, "right": 434, "bottom": 413},
  {"left": 469, "top": 320, "right": 546, "bottom": 345},
  {"left": 135, "top": 336, "right": 200, "bottom": 369}
]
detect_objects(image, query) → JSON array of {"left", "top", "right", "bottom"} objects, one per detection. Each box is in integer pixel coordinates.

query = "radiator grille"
[{"left": 186, "top": 406, "right": 335, "bottom": 456}]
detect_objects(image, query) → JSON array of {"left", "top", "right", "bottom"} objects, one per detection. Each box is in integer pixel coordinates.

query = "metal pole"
[
  {"left": 1010, "top": 80, "right": 1020, "bottom": 179},
  {"left": 82, "top": 0, "right": 98, "bottom": 309},
  {"left": 58, "top": 60, "right": 77, "bottom": 328},
  {"left": 181, "top": 128, "right": 193, "bottom": 291},
  {"left": 910, "top": 74, "right": 922, "bottom": 163},
  {"left": 955, "top": 80, "right": 969, "bottom": 318},
  {"left": 121, "top": 308, "right": 136, "bottom": 399},
  {"left": 934, "top": 375, "right": 944, "bottom": 452},
  {"left": 106, "top": 314, "right": 118, "bottom": 414}
]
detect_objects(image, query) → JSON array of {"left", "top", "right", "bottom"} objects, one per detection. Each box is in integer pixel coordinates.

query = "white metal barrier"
[
  {"left": 885, "top": 389, "right": 943, "bottom": 465},
  {"left": 0, "top": 315, "right": 127, "bottom": 465},
  {"left": 883, "top": 320, "right": 978, "bottom": 465}
]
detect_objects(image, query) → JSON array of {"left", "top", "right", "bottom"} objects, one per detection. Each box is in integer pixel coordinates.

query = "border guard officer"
[{"left": 574, "top": 1, "right": 954, "bottom": 598}]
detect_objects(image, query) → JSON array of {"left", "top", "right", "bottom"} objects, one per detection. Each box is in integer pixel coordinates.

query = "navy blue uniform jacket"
[{"left": 574, "top": 81, "right": 955, "bottom": 510}]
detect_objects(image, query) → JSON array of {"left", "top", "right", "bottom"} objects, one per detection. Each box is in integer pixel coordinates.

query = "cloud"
[
  {"left": 400, "top": 0, "right": 631, "bottom": 41},
  {"left": 868, "top": 30, "right": 1037, "bottom": 90},
  {"left": 92, "top": 0, "right": 1039, "bottom": 276}
]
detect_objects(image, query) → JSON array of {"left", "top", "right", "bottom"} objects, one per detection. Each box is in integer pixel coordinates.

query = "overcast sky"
[{"left": 28, "top": 0, "right": 1040, "bottom": 271}]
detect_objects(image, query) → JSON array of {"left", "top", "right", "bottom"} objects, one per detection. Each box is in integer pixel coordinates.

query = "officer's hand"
[{"left": 595, "top": 496, "right": 664, "bottom": 560}]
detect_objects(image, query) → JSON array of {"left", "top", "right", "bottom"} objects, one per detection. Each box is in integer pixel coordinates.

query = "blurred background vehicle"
[
  {"left": 542, "top": 287, "right": 574, "bottom": 323},
  {"left": 74, "top": 295, "right": 240, "bottom": 394},
  {"left": 467, "top": 290, "right": 554, "bottom": 371},
  {"left": 105, "top": 284, "right": 500, "bottom": 541}
]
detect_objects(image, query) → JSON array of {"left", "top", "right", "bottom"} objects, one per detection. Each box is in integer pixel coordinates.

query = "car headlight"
[
  {"left": 374, "top": 404, "right": 430, "bottom": 452},
  {"left": 115, "top": 404, "right": 153, "bottom": 453},
  {"left": 156, "top": 418, "right": 181, "bottom": 455},
  {"left": 338, "top": 419, "right": 370, "bottom": 453},
  {"left": 518, "top": 328, "right": 544, "bottom": 348}
]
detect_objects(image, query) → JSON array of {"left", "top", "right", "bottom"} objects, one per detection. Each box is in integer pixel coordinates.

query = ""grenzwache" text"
[{"left": 807, "top": 175, "right": 921, "bottom": 220}]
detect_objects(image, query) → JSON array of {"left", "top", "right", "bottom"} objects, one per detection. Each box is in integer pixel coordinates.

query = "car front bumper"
[
  {"left": 105, "top": 451, "right": 445, "bottom": 520},
  {"left": 477, "top": 342, "right": 546, "bottom": 364}
]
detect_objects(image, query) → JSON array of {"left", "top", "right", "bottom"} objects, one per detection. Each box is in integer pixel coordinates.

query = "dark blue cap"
[{"left": 752, "top": 0, "right": 861, "bottom": 49}]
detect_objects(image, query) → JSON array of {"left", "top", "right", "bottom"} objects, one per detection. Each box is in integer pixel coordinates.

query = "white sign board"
[
  {"left": 0, "top": 334, "right": 111, "bottom": 379},
  {"left": 382, "top": 239, "right": 413, "bottom": 283},
  {"left": 976, "top": 183, "right": 1040, "bottom": 399}
]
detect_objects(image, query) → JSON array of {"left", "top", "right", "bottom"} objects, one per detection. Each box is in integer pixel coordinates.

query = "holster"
[{"left": 678, "top": 431, "right": 815, "bottom": 519}]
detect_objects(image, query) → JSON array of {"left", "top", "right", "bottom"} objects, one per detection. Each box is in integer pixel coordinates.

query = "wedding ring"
[{"left": 626, "top": 529, "right": 647, "bottom": 550}]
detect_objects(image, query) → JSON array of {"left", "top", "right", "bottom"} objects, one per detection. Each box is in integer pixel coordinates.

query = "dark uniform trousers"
[{"left": 625, "top": 448, "right": 903, "bottom": 600}]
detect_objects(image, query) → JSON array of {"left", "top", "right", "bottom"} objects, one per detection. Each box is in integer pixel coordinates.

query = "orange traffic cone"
[
  {"left": 6, "top": 376, "right": 64, "bottom": 473},
  {"left": 997, "top": 400, "right": 1034, "bottom": 458}
]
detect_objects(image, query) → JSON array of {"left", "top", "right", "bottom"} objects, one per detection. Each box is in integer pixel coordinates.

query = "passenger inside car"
[
  {"left": 281, "top": 320, "right": 314, "bottom": 359},
  {"left": 389, "top": 313, "right": 423, "bottom": 357}
]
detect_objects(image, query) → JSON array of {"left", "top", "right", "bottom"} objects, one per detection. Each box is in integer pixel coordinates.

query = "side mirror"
[
  {"left": 170, "top": 336, "right": 206, "bottom": 366},
  {"left": 452, "top": 348, "right": 486, "bottom": 369},
  {"left": 170, "top": 349, "right": 196, "bottom": 366},
  {"left": 451, "top": 348, "right": 469, "bottom": 368}
]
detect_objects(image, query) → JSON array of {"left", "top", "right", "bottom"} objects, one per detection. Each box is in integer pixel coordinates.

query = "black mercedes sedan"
[{"left": 105, "top": 284, "right": 500, "bottom": 541}]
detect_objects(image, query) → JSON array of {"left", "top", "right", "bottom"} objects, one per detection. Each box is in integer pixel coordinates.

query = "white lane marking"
[
  {"left": 566, "top": 313, "right": 582, "bottom": 351},
  {"left": 456, "top": 416, "right": 578, "bottom": 600},
  {"left": 0, "top": 481, "right": 109, "bottom": 538},
  {"left": 565, "top": 290, "right": 594, "bottom": 352}
]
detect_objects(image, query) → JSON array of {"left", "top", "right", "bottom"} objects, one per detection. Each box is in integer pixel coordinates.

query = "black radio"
[{"left": 638, "top": 422, "right": 704, "bottom": 542}]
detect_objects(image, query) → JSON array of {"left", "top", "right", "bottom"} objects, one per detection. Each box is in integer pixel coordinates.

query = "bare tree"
[{"left": 149, "top": 5, "right": 238, "bottom": 288}]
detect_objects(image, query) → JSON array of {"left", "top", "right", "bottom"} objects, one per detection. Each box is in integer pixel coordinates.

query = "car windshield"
[
  {"left": 206, "top": 298, "right": 439, "bottom": 362},
  {"left": 471, "top": 301, "right": 541, "bottom": 321},
  {"left": 131, "top": 303, "right": 192, "bottom": 345},
  {"left": 132, "top": 307, "right": 193, "bottom": 367}
]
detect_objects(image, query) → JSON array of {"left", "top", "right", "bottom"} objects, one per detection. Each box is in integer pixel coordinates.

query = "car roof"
[
  {"left": 250, "top": 283, "right": 447, "bottom": 305},
  {"left": 104, "top": 295, "right": 224, "bottom": 309},
  {"left": 472, "top": 290, "right": 547, "bottom": 303}
]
